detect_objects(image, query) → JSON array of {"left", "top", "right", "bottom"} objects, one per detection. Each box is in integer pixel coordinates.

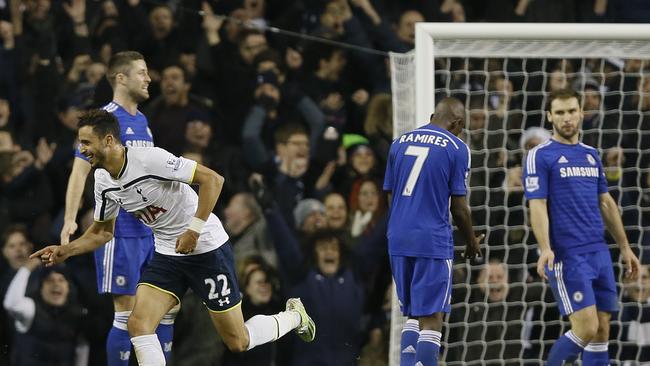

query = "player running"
[
  {"left": 35, "top": 109, "right": 315, "bottom": 366},
  {"left": 59, "top": 51, "right": 177, "bottom": 364}
]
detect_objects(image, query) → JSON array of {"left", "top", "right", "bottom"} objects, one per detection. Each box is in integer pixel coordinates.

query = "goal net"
[{"left": 389, "top": 23, "right": 650, "bottom": 366}]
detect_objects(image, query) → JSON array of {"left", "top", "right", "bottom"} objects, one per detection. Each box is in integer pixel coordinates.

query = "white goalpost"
[{"left": 389, "top": 23, "right": 650, "bottom": 366}]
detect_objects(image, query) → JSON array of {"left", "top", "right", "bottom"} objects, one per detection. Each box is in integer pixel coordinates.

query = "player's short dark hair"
[
  {"left": 106, "top": 51, "right": 145, "bottom": 88},
  {"left": 547, "top": 88, "right": 580, "bottom": 111},
  {"left": 274, "top": 123, "right": 308, "bottom": 144},
  {"left": 78, "top": 109, "right": 122, "bottom": 143},
  {"left": 2, "top": 223, "right": 30, "bottom": 247}
]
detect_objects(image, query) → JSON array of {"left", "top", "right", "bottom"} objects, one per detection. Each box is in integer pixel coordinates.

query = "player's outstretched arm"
[
  {"left": 450, "top": 195, "right": 484, "bottom": 260},
  {"left": 61, "top": 157, "right": 92, "bottom": 244},
  {"left": 599, "top": 192, "right": 640, "bottom": 280},
  {"left": 176, "top": 164, "right": 225, "bottom": 254},
  {"left": 529, "top": 199, "right": 554, "bottom": 280},
  {"left": 32, "top": 219, "right": 115, "bottom": 266}
]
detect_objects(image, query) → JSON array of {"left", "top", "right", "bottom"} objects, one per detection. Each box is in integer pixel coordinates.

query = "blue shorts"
[
  {"left": 546, "top": 250, "right": 619, "bottom": 316},
  {"left": 138, "top": 242, "right": 242, "bottom": 312},
  {"left": 94, "top": 235, "right": 154, "bottom": 295},
  {"left": 390, "top": 255, "right": 453, "bottom": 317}
]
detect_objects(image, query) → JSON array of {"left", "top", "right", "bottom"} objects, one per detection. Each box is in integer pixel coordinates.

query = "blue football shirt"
[
  {"left": 523, "top": 140, "right": 609, "bottom": 259},
  {"left": 76, "top": 102, "right": 154, "bottom": 237},
  {"left": 383, "top": 124, "right": 470, "bottom": 259}
]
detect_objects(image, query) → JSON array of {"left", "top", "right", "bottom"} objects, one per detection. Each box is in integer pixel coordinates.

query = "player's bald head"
[{"left": 430, "top": 97, "right": 465, "bottom": 135}]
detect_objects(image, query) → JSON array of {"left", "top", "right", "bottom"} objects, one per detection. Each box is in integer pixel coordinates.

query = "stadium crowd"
[{"left": 1, "top": 0, "right": 650, "bottom": 365}]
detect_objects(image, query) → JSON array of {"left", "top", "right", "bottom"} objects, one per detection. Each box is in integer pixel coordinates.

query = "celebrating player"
[
  {"left": 34, "top": 109, "right": 315, "bottom": 366},
  {"left": 383, "top": 97, "right": 483, "bottom": 366},
  {"left": 524, "top": 88, "right": 641, "bottom": 365},
  {"left": 59, "top": 51, "right": 174, "bottom": 364}
]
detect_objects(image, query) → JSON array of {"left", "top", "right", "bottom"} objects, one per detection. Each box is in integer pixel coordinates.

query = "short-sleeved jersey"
[
  {"left": 76, "top": 102, "right": 155, "bottom": 237},
  {"left": 383, "top": 124, "right": 470, "bottom": 259},
  {"left": 523, "top": 140, "right": 609, "bottom": 259},
  {"left": 93, "top": 147, "right": 229, "bottom": 256}
]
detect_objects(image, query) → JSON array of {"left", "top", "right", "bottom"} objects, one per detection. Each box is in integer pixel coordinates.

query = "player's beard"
[
  {"left": 553, "top": 123, "right": 579, "bottom": 141},
  {"left": 89, "top": 150, "right": 106, "bottom": 168},
  {"left": 129, "top": 87, "right": 149, "bottom": 104}
]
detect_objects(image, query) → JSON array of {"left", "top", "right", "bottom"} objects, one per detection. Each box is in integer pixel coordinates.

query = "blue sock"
[
  {"left": 106, "top": 311, "right": 132, "bottom": 366},
  {"left": 414, "top": 330, "right": 441, "bottom": 366},
  {"left": 583, "top": 342, "right": 609, "bottom": 366},
  {"left": 156, "top": 306, "right": 179, "bottom": 360},
  {"left": 546, "top": 330, "right": 586, "bottom": 366},
  {"left": 400, "top": 319, "right": 419, "bottom": 366}
]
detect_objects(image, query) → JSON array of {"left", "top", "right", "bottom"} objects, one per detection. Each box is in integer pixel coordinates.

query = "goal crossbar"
[{"left": 415, "top": 22, "right": 650, "bottom": 124}]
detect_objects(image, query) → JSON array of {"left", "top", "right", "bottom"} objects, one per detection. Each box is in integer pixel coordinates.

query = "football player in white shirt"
[{"left": 32, "top": 110, "right": 315, "bottom": 365}]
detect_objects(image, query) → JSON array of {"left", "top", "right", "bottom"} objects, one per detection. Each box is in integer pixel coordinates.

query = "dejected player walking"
[
  {"left": 524, "top": 88, "right": 640, "bottom": 365},
  {"left": 384, "top": 97, "right": 483, "bottom": 366}
]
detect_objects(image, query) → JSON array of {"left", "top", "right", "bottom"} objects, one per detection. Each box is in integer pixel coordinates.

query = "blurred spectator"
[
  {"left": 244, "top": 122, "right": 328, "bottom": 226},
  {"left": 619, "top": 264, "right": 650, "bottom": 364},
  {"left": 448, "top": 260, "right": 526, "bottom": 362},
  {"left": 621, "top": 75, "right": 650, "bottom": 170},
  {"left": 1, "top": 224, "right": 34, "bottom": 356},
  {"left": 200, "top": 27, "right": 268, "bottom": 143},
  {"left": 576, "top": 78, "right": 603, "bottom": 148},
  {"left": 520, "top": 127, "right": 551, "bottom": 155},
  {"left": 287, "top": 229, "right": 364, "bottom": 366},
  {"left": 146, "top": 64, "right": 212, "bottom": 155},
  {"left": 224, "top": 192, "right": 277, "bottom": 268},
  {"left": 333, "top": 134, "right": 382, "bottom": 204},
  {"left": 350, "top": 178, "right": 385, "bottom": 239},
  {"left": 294, "top": 198, "right": 327, "bottom": 235},
  {"left": 3, "top": 261, "right": 89, "bottom": 366},
  {"left": 181, "top": 117, "right": 250, "bottom": 205},
  {"left": 301, "top": 44, "right": 351, "bottom": 131},
  {"left": 363, "top": 93, "right": 392, "bottom": 167},
  {"left": 0, "top": 137, "right": 55, "bottom": 243},
  {"left": 323, "top": 192, "right": 349, "bottom": 230},
  {"left": 132, "top": 5, "right": 184, "bottom": 78}
]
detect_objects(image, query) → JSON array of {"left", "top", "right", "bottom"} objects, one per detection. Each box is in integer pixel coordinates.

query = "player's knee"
[
  {"left": 576, "top": 320, "right": 599, "bottom": 342},
  {"left": 595, "top": 320, "right": 610, "bottom": 341},
  {"left": 127, "top": 313, "right": 153, "bottom": 337}
]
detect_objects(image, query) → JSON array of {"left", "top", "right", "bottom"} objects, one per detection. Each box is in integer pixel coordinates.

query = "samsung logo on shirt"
[
  {"left": 126, "top": 140, "right": 154, "bottom": 147},
  {"left": 399, "top": 133, "right": 448, "bottom": 147},
  {"left": 559, "top": 166, "right": 599, "bottom": 178}
]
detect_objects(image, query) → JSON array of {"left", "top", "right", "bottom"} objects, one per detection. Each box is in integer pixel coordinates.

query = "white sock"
[
  {"left": 244, "top": 311, "right": 301, "bottom": 350},
  {"left": 130, "top": 334, "right": 166, "bottom": 366}
]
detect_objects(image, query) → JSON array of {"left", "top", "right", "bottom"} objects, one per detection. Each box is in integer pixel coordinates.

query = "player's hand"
[
  {"left": 621, "top": 248, "right": 641, "bottom": 281},
  {"left": 176, "top": 230, "right": 199, "bottom": 255},
  {"left": 537, "top": 249, "right": 555, "bottom": 280},
  {"left": 30, "top": 245, "right": 70, "bottom": 267},
  {"left": 463, "top": 233, "right": 484, "bottom": 260},
  {"left": 60, "top": 221, "right": 78, "bottom": 245}
]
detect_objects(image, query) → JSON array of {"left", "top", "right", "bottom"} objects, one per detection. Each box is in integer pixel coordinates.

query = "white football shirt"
[{"left": 93, "top": 147, "right": 229, "bottom": 256}]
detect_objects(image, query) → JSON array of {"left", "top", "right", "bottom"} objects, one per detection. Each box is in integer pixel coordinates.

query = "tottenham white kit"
[{"left": 93, "top": 147, "right": 229, "bottom": 256}]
